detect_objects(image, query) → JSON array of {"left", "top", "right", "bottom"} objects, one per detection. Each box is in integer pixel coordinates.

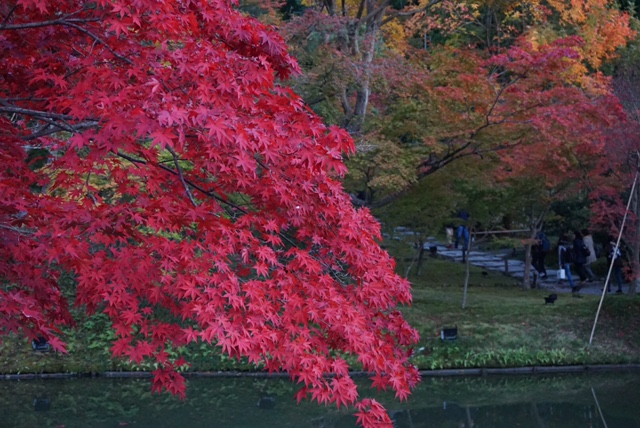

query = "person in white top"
[{"left": 582, "top": 229, "right": 597, "bottom": 282}]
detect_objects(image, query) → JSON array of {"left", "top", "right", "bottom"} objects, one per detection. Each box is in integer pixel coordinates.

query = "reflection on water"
[{"left": 1, "top": 372, "right": 640, "bottom": 427}]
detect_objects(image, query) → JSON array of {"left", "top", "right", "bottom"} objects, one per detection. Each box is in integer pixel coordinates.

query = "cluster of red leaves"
[
  {"left": 0, "top": 0, "right": 419, "bottom": 423},
  {"left": 419, "top": 36, "right": 626, "bottom": 187}
]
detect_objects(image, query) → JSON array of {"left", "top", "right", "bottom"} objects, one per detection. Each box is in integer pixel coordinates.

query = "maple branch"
[
  {"left": 116, "top": 152, "right": 244, "bottom": 215},
  {"left": 0, "top": 224, "right": 35, "bottom": 235},
  {"left": 61, "top": 21, "right": 133, "bottom": 65},
  {"left": 1, "top": 3, "right": 17, "bottom": 28},
  {"left": 24, "top": 115, "right": 77, "bottom": 135},
  {"left": 118, "top": 152, "right": 340, "bottom": 281},
  {"left": 357, "top": 133, "right": 518, "bottom": 208},
  {"left": 0, "top": 102, "right": 100, "bottom": 139},
  {"left": 1, "top": 97, "right": 47, "bottom": 103},
  {"left": 22, "top": 120, "right": 100, "bottom": 141},
  {"left": 116, "top": 152, "right": 148, "bottom": 167},
  {"left": 166, "top": 146, "right": 198, "bottom": 207},
  {"left": 358, "top": 1, "right": 390, "bottom": 28},
  {"left": 0, "top": 16, "right": 132, "bottom": 65},
  {"left": 0, "top": 105, "right": 79, "bottom": 121},
  {"left": 485, "top": 77, "right": 520, "bottom": 126},
  {"left": 84, "top": 173, "right": 99, "bottom": 206},
  {"left": 380, "top": 0, "right": 443, "bottom": 26},
  {"left": 0, "top": 17, "right": 101, "bottom": 30}
]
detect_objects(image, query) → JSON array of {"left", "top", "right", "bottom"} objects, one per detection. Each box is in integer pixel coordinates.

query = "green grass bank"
[{"left": 1, "top": 252, "right": 639, "bottom": 376}]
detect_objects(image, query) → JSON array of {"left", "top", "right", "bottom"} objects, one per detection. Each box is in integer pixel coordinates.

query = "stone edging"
[{"left": 2, "top": 364, "right": 640, "bottom": 380}]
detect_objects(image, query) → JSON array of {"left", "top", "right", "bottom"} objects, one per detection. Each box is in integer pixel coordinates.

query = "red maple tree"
[{"left": 0, "top": 1, "right": 419, "bottom": 424}]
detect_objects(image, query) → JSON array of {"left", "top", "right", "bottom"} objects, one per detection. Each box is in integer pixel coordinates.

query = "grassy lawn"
[
  {"left": 1, "top": 240, "right": 639, "bottom": 375},
  {"left": 395, "top": 241, "right": 640, "bottom": 370}
]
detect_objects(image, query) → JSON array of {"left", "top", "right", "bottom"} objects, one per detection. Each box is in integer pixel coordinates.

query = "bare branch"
[
  {"left": 380, "top": 0, "right": 443, "bottom": 26},
  {"left": 0, "top": 105, "right": 81, "bottom": 121},
  {"left": 0, "top": 224, "right": 35, "bottom": 235},
  {"left": 166, "top": 146, "right": 198, "bottom": 207},
  {"left": 357, "top": 1, "right": 389, "bottom": 28},
  {"left": 0, "top": 102, "right": 100, "bottom": 140},
  {"left": 61, "top": 21, "right": 133, "bottom": 65},
  {"left": 485, "top": 77, "right": 520, "bottom": 126},
  {"left": 116, "top": 151, "right": 245, "bottom": 215},
  {"left": 21, "top": 120, "right": 99, "bottom": 141},
  {"left": 0, "top": 17, "right": 101, "bottom": 30},
  {"left": 1, "top": 3, "right": 17, "bottom": 28}
]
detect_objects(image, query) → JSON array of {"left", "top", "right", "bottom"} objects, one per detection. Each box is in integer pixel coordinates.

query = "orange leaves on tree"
[{"left": 546, "top": 0, "right": 634, "bottom": 69}]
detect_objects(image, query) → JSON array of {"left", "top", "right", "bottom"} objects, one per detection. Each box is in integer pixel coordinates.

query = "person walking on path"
[
  {"left": 558, "top": 236, "right": 581, "bottom": 297},
  {"left": 532, "top": 231, "right": 550, "bottom": 279},
  {"left": 606, "top": 236, "right": 625, "bottom": 294},
  {"left": 455, "top": 210, "right": 470, "bottom": 263},
  {"left": 582, "top": 229, "right": 597, "bottom": 282},
  {"left": 572, "top": 230, "right": 590, "bottom": 286},
  {"left": 445, "top": 223, "right": 455, "bottom": 249},
  {"left": 457, "top": 224, "right": 470, "bottom": 263}
]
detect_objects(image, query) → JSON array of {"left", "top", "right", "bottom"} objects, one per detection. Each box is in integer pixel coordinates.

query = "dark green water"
[{"left": 2, "top": 373, "right": 639, "bottom": 427}]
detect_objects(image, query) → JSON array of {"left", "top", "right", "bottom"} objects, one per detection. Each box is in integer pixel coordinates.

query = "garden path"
[{"left": 424, "top": 239, "right": 629, "bottom": 296}]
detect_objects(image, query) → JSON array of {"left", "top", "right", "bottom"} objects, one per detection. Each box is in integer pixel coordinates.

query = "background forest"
[{"left": 245, "top": 0, "right": 640, "bottom": 291}]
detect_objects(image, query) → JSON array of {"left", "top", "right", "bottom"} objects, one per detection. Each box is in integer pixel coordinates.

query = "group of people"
[{"left": 533, "top": 229, "right": 625, "bottom": 297}]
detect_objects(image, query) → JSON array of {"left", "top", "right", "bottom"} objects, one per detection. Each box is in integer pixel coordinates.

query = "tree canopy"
[{"left": 0, "top": 1, "right": 420, "bottom": 424}]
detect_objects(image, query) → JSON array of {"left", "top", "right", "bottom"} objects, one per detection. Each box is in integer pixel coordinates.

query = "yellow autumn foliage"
[{"left": 383, "top": 20, "right": 408, "bottom": 53}]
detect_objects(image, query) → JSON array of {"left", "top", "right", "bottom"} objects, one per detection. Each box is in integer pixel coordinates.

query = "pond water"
[{"left": 2, "top": 372, "right": 640, "bottom": 427}]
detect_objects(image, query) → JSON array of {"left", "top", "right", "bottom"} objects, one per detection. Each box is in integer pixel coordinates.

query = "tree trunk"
[
  {"left": 342, "top": 3, "right": 382, "bottom": 134},
  {"left": 322, "top": 0, "right": 336, "bottom": 15},
  {"left": 523, "top": 208, "right": 549, "bottom": 290},
  {"left": 348, "top": 84, "right": 370, "bottom": 134},
  {"left": 344, "top": 28, "right": 375, "bottom": 133},
  {"left": 462, "top": 232, "right": 472, "bottom": 309},
  {"left": 404, "top": 239, "right": 420, "bottom": 278},
  {"left": 415, "top": 238, "right": 425, "bottom": 276},
  {"left": 522, "top": 227, "right": 538, "bottom": 290},
  {"left": 523, "top": 241, "right": 533, "bottom": 289}
]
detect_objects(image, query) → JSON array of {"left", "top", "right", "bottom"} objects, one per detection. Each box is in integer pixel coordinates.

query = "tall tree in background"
[
  {"left": 282, "top": 0, "right": 449, "bottom": 134},
  {"left": 282, "top": 0, "right": 633, "bottom": 209},
  {"left": 0, "top": 1, "right": 419, "bottom": 424}
]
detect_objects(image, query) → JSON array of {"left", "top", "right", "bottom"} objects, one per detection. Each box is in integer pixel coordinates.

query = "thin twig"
[
  {"left": 1, "top": 3, "right": 18, "bottom": 28},
  {"left": 166, "top": 146, "right": 198, "bottom": 207}
]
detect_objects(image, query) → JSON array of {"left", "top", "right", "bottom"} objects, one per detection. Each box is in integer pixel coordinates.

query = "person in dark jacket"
[
  {"left": 457, "top": 224, "right": 470, "bottom": 263},
  {"left": 558, "top": 235, "right": 580, "bottom": 297},
  {"left": 532, "top": 231, "right": 550, "bottom": 279}
]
